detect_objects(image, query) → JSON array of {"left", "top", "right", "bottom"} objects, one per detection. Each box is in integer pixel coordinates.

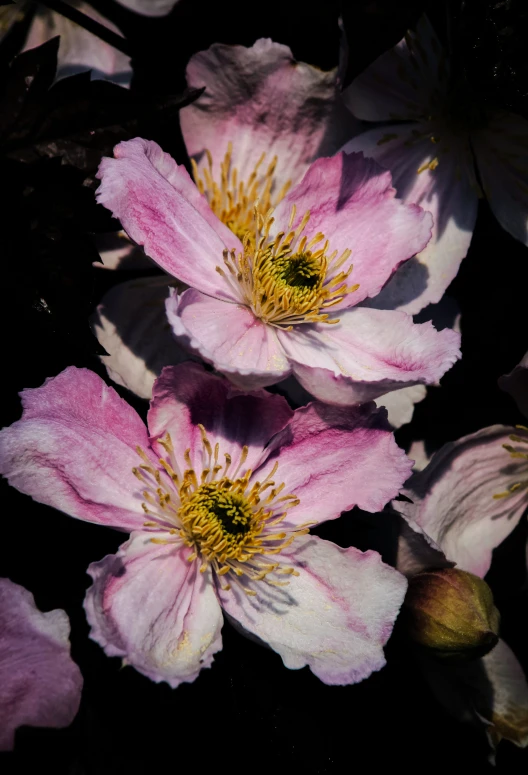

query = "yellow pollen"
[
  {"left": 493, "top": 426, "right": 528, "bottom": 499},
  {"left": 191, "top": 142, "right": 291, "bottom": 243},
  {"left": 133, "top": 430, "right": 305, "bottom": 591}
]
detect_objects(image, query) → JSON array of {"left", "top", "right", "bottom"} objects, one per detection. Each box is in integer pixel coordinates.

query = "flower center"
[
  {"left": 132, "top": 426, "right": 310, "bottom": 595},
  {"left": 493, "top": 425, "right": 528, "bottom": 500},
  {"left": 192, "top": 143, "right": 291, "bottom": 244}
]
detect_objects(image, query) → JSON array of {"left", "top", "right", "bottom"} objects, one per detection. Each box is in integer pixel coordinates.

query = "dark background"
[{"left": 1, "top": 0, "right": 528, "bottom": 772}]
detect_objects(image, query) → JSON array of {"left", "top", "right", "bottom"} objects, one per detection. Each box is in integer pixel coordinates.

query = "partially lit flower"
[
  {"left": 0, "top": 363, "right": 411, "bottom": 687},
  {"left": 0, "top": 578, "right": 83, "bottom": 751},
  {"left": 341, "top": 16, "right": 528, "bottom": 314}
]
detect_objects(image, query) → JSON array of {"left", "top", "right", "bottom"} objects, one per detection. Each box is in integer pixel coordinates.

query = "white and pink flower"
[{"left": 0, "top": 363, "right": 411, "bottom": 687}]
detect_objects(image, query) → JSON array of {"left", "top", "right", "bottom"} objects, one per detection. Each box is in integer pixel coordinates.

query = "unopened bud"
[{"left": 404, "top": 568, "right": 500, "bottom": 662}]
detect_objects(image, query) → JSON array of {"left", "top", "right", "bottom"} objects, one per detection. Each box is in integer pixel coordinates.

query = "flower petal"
[
  {"left": 278, "top": 307, "right": 460, "bottom": 405},
  {"left": 342, "top": 124, "right": 478, "bottom": 314},
  {"left": 0, "top": 578, "right": 83, "bottom": 751},
  {"left": 147, "top": 361, "right": 293, "bottom": 476},
  {"left": 181, "top": 38, "right": 357, "bottom": 192},
  {"left": 92, "top": 276, "right": 192, "bottom": 400},
  {"left": 254, "top": 401, "right": 412, "bottom": 526},
  {"left": 165, "top": 288, "right": 291, "bottom": 389},
  {"left": 93, "top": 231, "right": 154, "bottom": 271},
  {"left": 272, "top": 151, "right": 433, "bottom": 308},
  {"left": 219, "top": 535, "right": 407, "bottom": 685},
  {"left": 374, "top": 384, "right": 426, "bottom": 429},
  {"left": 96, "top": 138, "right": 242, "bottom": 300},
  {"left": 473, "top": 111, "right": 528, "bottom": 246},
  {"left": 24, "top": 4, "right": 131, "bottom": 86},
  {"left": 499, "top": 349, "right": 528, "bottom": 419},
  {"left": 394, "top": 426, "right": 528, "bottom": 577},
  {"left": 0, "top": 367, "right": 152, "bottom": 531},
  {"left": 84, "top": 533, "right": 223, "bottom": 688},
  {"left": 342, "top": 15, "right": 447, "bottom": 122},
  {"left": 116, "top": 0, "right": 179, "bottom": 15}
]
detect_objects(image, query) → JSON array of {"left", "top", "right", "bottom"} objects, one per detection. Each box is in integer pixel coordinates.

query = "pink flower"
[
  {"left": 0, "top": 578, "right": 83, "bottom": 751},
  {"left": 96, "top": 134, "right": 460, "bottom": 406},
  {"left": 0, "top": 363, "right": 411, "bottom": 687},
  {"left": 341, "top": 16, "right": 528, "bottom": 314}
]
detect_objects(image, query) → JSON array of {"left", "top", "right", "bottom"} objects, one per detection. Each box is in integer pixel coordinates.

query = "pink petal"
[
  {"left": 272, "top": 152, "right": 432, "bottom": 308},
  {"left": 25, "top": 4, "right": 131, "bottom": 86},
  {"left": 96, "top": 138, "right": 242, "bottom": 300},
  {"left": 147, "top": 361, "right": 293, "bottom": 476},
  {"left": 473, "top": 110, "right": 528, "bottom": 247},
  {"left": 219, "top": 535, "right": 407, "bottom": 685},
  {"left": 84, "top": 533, "right": 223, "bottom": 688},
  {"left": 499, "top": 349, "right": 528, "bottom": 419},
  {"left": 165, "top": 288, "right": 291, "bottom": 389},
  {"left": 394, "top": 426, "right": 528, "bottom": 577},
  {"left": 395, "top": 516, "right": 452, "bottom": 577},
  {"left": 0, "top": 367, "right": 152, "bottom": 531},
  {"left": 0, "top": 579, "right": 83, "bottom": 751},
  {"left": 342, "top": 15, "right": 447, "bottom": 122},
  {"left": 342, "top": 124, "right": 478, "bottom": 314},
  {"left": 278, "top": 307, "right": 461, "bottom": 405},
  {"left": 92, "top": 276, "right": 192, "bottom": 400},
  {"left": 374, "top": 384, "right": 427, "bottom": 429},
  {"left": 116, "top": 0, "right": 179, "bottom": 15},
  {"left": 181, "top": 38, "right": 357, "bottom": 193},
  {"left": 254, "top": 401, "right": 412, "bottom": 527},
  {"left": 93, "top": 232, "right": 155, "bottom": 271}
]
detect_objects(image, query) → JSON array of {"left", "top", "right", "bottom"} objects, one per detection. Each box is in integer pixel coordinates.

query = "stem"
[{"left": 37, "top": 0, "right": 132, "bottom": 57}]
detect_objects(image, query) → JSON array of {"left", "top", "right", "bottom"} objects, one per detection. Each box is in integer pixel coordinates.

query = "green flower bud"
[{"left": 404, "top": 568, "right": 500, "bottom": 663}]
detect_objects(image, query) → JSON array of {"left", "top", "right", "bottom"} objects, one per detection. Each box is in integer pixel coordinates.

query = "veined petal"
[
  {"left": 0, "top": 367, "right": 152, "bottom": 531},
  {"left": 499, "top": 349, "right": 528, "bottom": 419},
  {"left": 473, "top": 110, "right": 528, "bottom": 247},
  {"left": 394, "top": 426, "right": 528, "bottom": 577},
  {"left": 165, "top": 288, "right": 291, "bottom": 389},
  {"left": 96, "top": 138, "right": 242, "bottom": 300},
  {"left": 92, "top": 276, "right": 192, "bottom": 400},
  {"left": 278, "top": 307, "right": 460, "bottom": 405},
  {"left": 254, "top": 401, "right": 412, "bottom": 526},
  {"left": 0, "top": 579, "right": 83, "bottom": 751},
  {"left": 342, "top": 124, "right": 478, "bottom": 314},
  {"left": 219, "top": 535, "right": 407, "bottom": 685},
  {"left": 272, "top": 152, "right": 432, "bottom": 308},
  {"left": 148, "top": 362, "right": 293, "bottom": 477},
  {"left": 342, "top": 15, "right": 448, "bottom": 122},
  {"left": 181, "top": 38, "right": 357, "bottom": 192},
  {"left": 84, "top": 532, "right": 223, "bottom": 688}
]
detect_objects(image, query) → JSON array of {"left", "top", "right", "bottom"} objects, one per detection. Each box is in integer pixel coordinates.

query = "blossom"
[
  {"left": 341, "top": 16, "right": 528, "bottom": 314},
  {"left": 96, "top": 131, "right": 460, "bottom": 406},
  {"left": 0, "top": 363, "right": 411, "bottom": 687},
  {"left": 0, "top": 578, "right": 83, "bottom": 751}
]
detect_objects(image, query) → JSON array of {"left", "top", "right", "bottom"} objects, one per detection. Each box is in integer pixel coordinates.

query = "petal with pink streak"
[
  {"left": 165, "top": 288, "right": 291, "bottom": 389},
  {"left": 84, "top": 532, "right": 223, "bottom": 688},
  {"left": 499, "top": 349, "right": 528, "bottom": 419},
  {"left": 423, "top": 639, "right": 528, "bottom": 751},
  {"left": 219, "top": 535, "right": 407, "bottom": 685},
  {"left": 92, "top": 276, "right": 192, "bottom": 400},
  {"left": 148, "top": 361, "right": 293, "bottom": 477},
  {"left": 394, "top": 426, "right": 528, "bottom": 577},
  {"left": 0, "top": 367, "right": 152, "bottom": 531},
  {"left": 25, "top": 4, "right": 131, "bottom": 86},
  {"left": 116, "top": 0, "right": 179, "bottom": 15},
  {"left": 96, "top": 138, "right": 242, "bottom": 300},
  {"left": 272, "top": 152, "right": 432, "bottom": 309},
  {"left": 181, "top": 38, "right": 358, "bottom": 193},
  {"left": 342, "top": 15, "right": 447, "bottom": 122},
  {"left": 342, "top": 123, "right": 478, "bottom": 314},
  {"left": 473, "top": 111, "right": 528, "bottom": 247},
  {"left": 254, "top": 401, "right": 412, "bottom": 527},
  {"left": 278, "top": 307, "right": 461, "bottom": 405},
  {"left": 0, "top": 578, "right": 83, "bottom": 751}
]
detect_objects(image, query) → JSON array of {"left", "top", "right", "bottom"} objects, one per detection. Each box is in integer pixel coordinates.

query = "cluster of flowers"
[{"left": 1, "top": 6, "right": 527, "bottom": 756}]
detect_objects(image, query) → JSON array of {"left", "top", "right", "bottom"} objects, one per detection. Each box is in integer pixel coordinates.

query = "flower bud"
[{"left": 404, "top": 568, "right": 500, "bottom": 662}]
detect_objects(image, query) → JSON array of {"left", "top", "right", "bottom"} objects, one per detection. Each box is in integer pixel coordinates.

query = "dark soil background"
[{"left": 1, "top": 0, "right": 528, "bottom": 772}]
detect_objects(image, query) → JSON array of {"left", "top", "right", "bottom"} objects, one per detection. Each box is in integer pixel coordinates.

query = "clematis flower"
[
  {"left": 0, "top": 578, "right": 83, "bottom": 751},
  {"left": 96, "top": 133, "right": 460, "bottom": 406},
  {"left": 341, "top": 15, "right": 528, "bottom": 314},
  {"left": 0, "top": 363, "right": 411, "bottom": 687}
]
